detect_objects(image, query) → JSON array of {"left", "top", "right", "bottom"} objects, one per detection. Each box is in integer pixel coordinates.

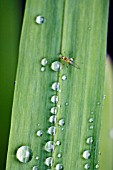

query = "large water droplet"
[
  {"left": 89, "top": 118, "right": 94, "bottom": 123},
  {"left": 59, "top": 119, "right": 65, "bottom": 126},
  {"left": 52, "top": 82, "right": 60, "bottom": 91},
  {"left": 56, "top": 141, "right": 61, "bottom": 146},
  {"left": 32, "top": 166, "right": 38, "bottom": 170},
  {"left": 51, "top": 107, "right": 58, "bottom": 114},
  {"left": 36, "top": 16, "right": 45, "bottom": 24},
  {"left": 45, "top": 157, "right": 54, "bottom": 167},
  {"left": 51, "top": 61, "right": 62, "bottom": 72},
  {"left": 84, "top": 163, "right": 90, "bottom": 169},
  {"left": 82, "top": 150, "right": 91, "bottom": 159},
  {"left": 47, "top": 126, "right": 56, "bottom": 135},
  {"left": 86, "top": 137, "right": 93, "bottom": 144},
  {"left": 36, "top": 130, "right": 43, "bottom": 137},
  {"left": 62, "top": 75, "right": 67, "bottom": 81},
  {"left": 45, "top": 141, "right": 55, "bottom": 152},
  {"left": 51, "top": 95, "right": 59, "bottom": 103},
  {"left": 16, "top": 146, "right": 33, "bottom": 163},
  {"left": 49, "top": 115, "right": 57, "bottom": 124},
  {"left": 55, "top": 164, "right": 64, "bottom": 170},
  {"left": 41, "top": 58, "right": 48, "bottom": 66}
]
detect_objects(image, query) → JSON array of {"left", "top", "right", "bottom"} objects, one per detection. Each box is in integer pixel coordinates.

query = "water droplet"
[
  {"left": 55, "top": 164, "right": 64, "bottom": 170},
  {"left": 36, "top": 130, "right": 43, "bottom": 137},
  {"left": 57, "top": 153, "right": 62, "bottom": 158},
  {"left": 45, "top": 141, "right": 55, "bottom": 152},
  {"left": 41, "top": 58, "right": 48, "bottom": 66},
  {"left": 84, "top": 163, "right": 90, "bottom": 169},
  {"left": 103, "top": 94, "right": 106, "bottom": 99},
  {"left": 47, "top": 126, "right": 56, "bottom": 135},
  {"left": 65, "top": 102, "right": 68, "bottom": 106},
  {"left": 45, "top": 157, "right": 54, "bottom": 167},
  {"left": 51, "top": 61, "right": 62, "bottom": 72},
  {"left": 97, "top": 101, "right": 100, "bottom": 105},
  {"left": 86, "top": 137, "right": 93, "bottom": 144},
  {"left": 36, "top": 156, "right": 39, "bottom": 160},
  {"left": 49, "top": 115, "right": 57, "bottom": 124},
  {"left": 52, "top": 82, "right": 60, "bottom": 91},
  {"left": 59, "top": 119, "right": 65, "bottom": 126},
  {"left": 41, "top": 67, "right": 46, "bottom": 72},
  {"left": 89, "top": 125, "right": 94, "bottom": 129},
  {"left": 62, "top": 75, "right": 67, "bottom": 80},
  {"left": 16, "top": 146, "right": 33, "bottom": 163},
  {"left": 51, "top": 107, "right": 58, "bottom": 114},
  {"left": 82, "top": 150, "right": 91, "bottom": 159},
  {"left": 32, "top": 166, "right": 38, "bottom": 170},
  {"left": 56, "top": 141, "right": 61, "bottom": 146},
  {"left": 89, "top": 118, "right": 94, "bottom": 123},
  {"left": 36, "top": 16, "right": 45, "bottom": 24},
  {"left": 51, "top": 95, "right": 59, "bottom": 103},
  {"left": 95, "top": 164, "right": 99, "bottom": 169},
  {"left": 57, "top": 104, "right": 61, "bottom": 108},
  {"left": 110, "top": 128, "right": 113, "bottom": 139},
  {"left": 91, "top": 111, "right": 94, "bottom": 114}
]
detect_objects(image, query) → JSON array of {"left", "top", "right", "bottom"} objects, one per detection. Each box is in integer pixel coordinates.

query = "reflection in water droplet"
[
  {"left": 32, "top": 166, "right": 38, "bottom": 170},
  {"left": 59, "top": 119, "right": 65, "bottom": 126},
  {"left": 57, "top": 153, "right": 62, "bottom": 158},
  {"left": 51, "top": 61, "right": 62, "bottom": 72},
  {"left": 45, "top": 157, "right": 54, "bottom": 167},
  {"left": 49, "top": 115, "right": 57, "bottom": 124},
  {"left": 56, "top": 141, "right": 61, "bottom": 146},
  {"left": 62, "top": 75, "right": 67, "bottom": 80},
  {"left": 45, "top": 141, "right": 55, "bottom": 152},
  {"left": 51, "top": 107, "right": 58, "bottom": 114},
  {"left": 36, "top": 130, "right": 43, "bottom": 137},
  {"left": 89, "top": 118, "right": 94, "bottom": 123},
  {"left": 51, "top": 95, "right": 59, "bottom": 103},
  {"left": 41, "top": 58, "right": 48, "bottom": 66},
  {"left": 55, "top": 164, "right": 64, "bottom": 170},
  {"left": 16, "top": 146, "right": 33, "bottom": 163},
  {"left": 82, "top": 150, "right": 91, "bottom": 159},
  {"left": 47, "top": 126, "right": 56, "bottom": 135},
  {"left": 36, "top": 16, "right": 45, "bottom": 24},
  {"left": 57, "top": 104, "right": 61, "bottom": 108},
  {"left": 84, "top": 163, "right": 90, "bottom": 169},
  {"left": 52, "top": 82, "right": 60, "bottom": 91},
  {"left": 95, "top": 164, "right": 99, "bottom": 169},
  {"left": 41, "top": 67, "right": 46, "bottom": 72},
  {"left": 86, "top": 137, "right": 93, "bottom": 144}
]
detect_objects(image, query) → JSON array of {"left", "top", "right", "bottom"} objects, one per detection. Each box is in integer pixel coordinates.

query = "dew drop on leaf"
[
  {"left": 45, "top": 157, "right": 54, "bottom": 167},
  {"left": 36, "top": 130, "right": 43, "bottom": 137},
  {"left": 49, "top": 115, "right": 57, "bottom": 124},
  {"left": 51, "top": 61, "right": 62, "bottom": 72},
  {"left": 82, "top": 150, "right": 91, "bottom": 159},
  {"left": 52, "top": 82, "right": 60, "bottom": 91},
  {"left": 62, "top": 75, "right": 67, "bottom": 80},
  {"left": 47, "top": 126, "right": 56, "bottom": 135},
  {"left": 41, "top": 58, "right": 48, "bottom": 66},
  {"left": 51, "top": 95, "right": 59, "bottom": 103},
  {"left": 51, "top": 107, "right": 58, "bottom": 114},
  {"left": 84, "top": 163, "right": 90, "bottom": 169},
  {"left": 45, "top": 141, "right": 55, "bottom": 152},
  {"left": 55, "top": 164, "right": 64, "bottom": 170},
  {"left": 32, "top": 166, "right": 38, "bottom": 170},
  {"left": 59, "top": 119, "right": 65, "bottom": 126},
  {"left": 41, "top": 67, "right": 46, "bottom": 72},
  {"left": 86, "top": 137, "right": 93, "bottom": 144},
  {"left": 36, "top": 16, "right": 45, "bottom": 24}
]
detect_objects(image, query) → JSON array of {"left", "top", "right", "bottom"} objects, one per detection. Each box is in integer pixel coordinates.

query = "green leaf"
[{"left": 6, "top": 0, "right": 109, "bottom": 170}]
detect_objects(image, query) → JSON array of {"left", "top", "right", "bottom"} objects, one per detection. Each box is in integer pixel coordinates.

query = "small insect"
[{"left": 59, "top": 54, "right": 80, "bottom": 69}]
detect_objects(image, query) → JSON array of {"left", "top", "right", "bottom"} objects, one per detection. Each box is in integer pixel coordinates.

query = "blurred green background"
[
  {"left": 0, "top": 0, "right": 25, "bottom": 169},
  {"left": 0, "top": 1, "right": 113, "bottom": 170}
]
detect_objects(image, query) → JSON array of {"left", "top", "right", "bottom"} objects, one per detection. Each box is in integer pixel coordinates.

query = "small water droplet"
[
  {"left": 51, "top": 61, "right": 62, "bottom": 72},
  {"left": 49, "top": 115, "right": 57, "bottom": 124},
  {"left": 52, "top": 82, "right": 60, "bottom": 91},
  {"left": 65, "top": 102, "right": 68, "bottom": 106},
  {"left": 91, "top": 111, "right": 94, "bottom": 114},
  {"left": 16, "top": 146, "right": 33, "bottom": 163},
  {"left": 59, "top": 119, "right": 65, "bottom": 126},
  {"left": 47, "top": 126, "right": 56, "bottom": 135},
  {"left": 36, "top": 130, "right": 43, "bottom": 137},
  {"left": 51, "top": 95, "right": 59, "bottom": 103},
  {"left": 84, "top": 163, "right": 90, "bottom": 169},
  {"left": 51, "top": 107, "right": 58, "bottom": 114},
  {"left": 36, "top": 16, "right": 45, "bottom": 24},
  {"left": 38, "top": 124, "right": 40, "bottom": 126},
  {"left": 57, "top": 153, "right": 62, "bottom": 158},
  {"left": 89, "top": 118, "right": 94, "bottom": 123},
  {"left": 55, "top": 164, "right": 64, "bottom": 170},
  {"left": 103, "top": 94, "right": 106, "bottom": 99},
  {"left": 62, "top": 75, "right": 67, "bottom": 80},
  {"left": 89, "top": 125, "right": 94, "bottom": 129},
  {"left": 86, "top": 137, "right": 93, "bottom": 144},
  {"left": 45, "top": 141, "right": 55, "bottom": 152},
  {"left": 57, "top": 104, "right": 61, "bottom": 108},
  {"left": 45, "top": 157, "right": 54, "bottom": 167},
  {"left": 56, "top": 141, "right": 61, "bottom": 146},
  {"left": 97, "top": 101, "right": 100, "bottom": 105},
  {"left": 95, "top": 164, "right": 99, "bottom": 169},
  {"left": 41, "top": 58, "right": 48, "bottom": 66},
  {"left": 36, "top": 156, "right": 39, "bottom": 160},
  {"left": 32, "top": 166, "right": 38, "bottom": 170},
  {"left": 82, "top": 150, "right": 91, "bottom": 159},
  {"left": 41, "top": 67, "right": 46, "bottom": 72}
]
